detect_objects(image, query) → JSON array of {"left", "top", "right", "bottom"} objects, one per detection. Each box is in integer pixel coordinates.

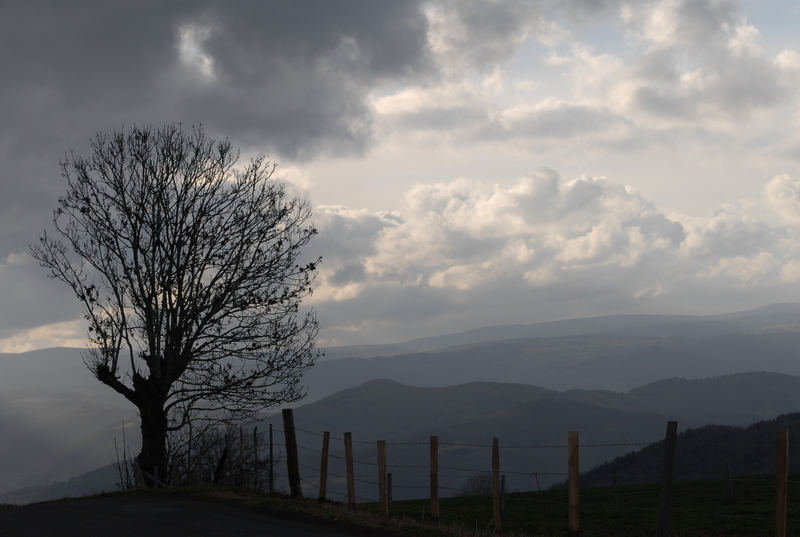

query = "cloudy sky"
[{"left": 4, "top": 0, "right": 800, "bottom": 351}]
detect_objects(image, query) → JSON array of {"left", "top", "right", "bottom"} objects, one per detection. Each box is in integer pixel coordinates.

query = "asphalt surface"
[{"left": 0, "top": 496, "right": 382, "bottom": 537}]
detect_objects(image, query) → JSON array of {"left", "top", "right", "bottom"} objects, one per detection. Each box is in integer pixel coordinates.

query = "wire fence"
[
  {"left": 224, "top": 423, "right": 794, "bottom": 501},
  {"left": 252, "top": 422, "right": 662, "bottom": 504},
  {"left": 158, "top": 415, "right": 800, "bottom": 535}
]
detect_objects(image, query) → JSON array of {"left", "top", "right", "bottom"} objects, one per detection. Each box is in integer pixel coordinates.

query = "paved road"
[{"left": 0, "top": 496, "right": 384, "bottom": 537}]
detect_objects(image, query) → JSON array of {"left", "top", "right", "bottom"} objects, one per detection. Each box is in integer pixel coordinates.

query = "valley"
[{"left": 4, "top": 304, "right": 800, "bottom": 504}]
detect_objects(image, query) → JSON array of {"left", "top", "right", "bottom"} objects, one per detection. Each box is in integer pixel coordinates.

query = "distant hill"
[
  {"left": 305, "top": 330, "right": 800, "bottom": 401},
  {"left": 0, "top": 348, "right": 137, "bottom": 495},
  {"left": 0, "top": 463, "right": 120, "bottom": 504},
  {"left": 6, "top": 303, "right": 800, "bottom": 500},
  {"left": 7, "top": 372, "right": 800, "bottom": 503},
  {"left": 563, "top": 372, "right": 800, "bottom": 426},
  {"left": 282, "top": 372, "right": 800, "bottom": 439},
  {"left": 0, "top": 389, "right": 137, "bottom": 495},
  {"left": 581, "top": 413, "right": 800, "bottom": 488},
  {"left": 320, "top": 303, "right": 800, "bottom": 360},
  {"left": 262, "top": 373, "right": 800, "bottom": 500}
]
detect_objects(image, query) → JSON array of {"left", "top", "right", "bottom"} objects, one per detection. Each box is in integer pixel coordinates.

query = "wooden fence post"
[
  {"left": 378, "top": 440, "right": 388, "bottom": 520},
  {"left": 214, "top": 433, "right": 230, "bottom": 484},
  {"left": 492, "top": 437, "right": 502, "bottom": 532},
  {"left": 776, "top": 428, "right": 789, "bottom": 537},
  {"left": 239, "top": 426, "right": 245, "bottom": 485},
  {"left": 282, "top": 409, "right": 302, "bottom": 497},
  {"left": 225, "top": 432, "right": 231, "bottom": 480},
  {"left": 657, "top": 421, "right": 678, "bottom": 537},
  {"left": 726, "top": 462, "right": 734, "bottom": 501},
  {"left": 186, "top": 421, "right": 193, "bottom": 485},
  {"left": 345, "top": 432, "right": 355, "bottom": 510},
  {"left": 269, "top": 423, "right": 274, "bottom": 494},
  {"left": 430, "top": 435, "right": 440, "bottom": 523},
  {"left": 568, "top": 431, "right": 580, "bottom": 536},
  {"left": 319, "top": 431, "right": 330, "bottom": 501},
  {"left": 253, "top": 427, "right": 259, "bottom": 489},
  {"left": 501, "top": 474, "right": 506, "bottom": 512}
]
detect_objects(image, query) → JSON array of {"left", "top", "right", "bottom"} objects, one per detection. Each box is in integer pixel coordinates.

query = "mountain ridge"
[
  {"left": 321, "top": 303, "right": 800, "bottom": 359},
  {"left": 5, "top": 304, "right": 800, "bottom": 501},
  {"left": 6, "top": 371, "right": 800, "bottom": 504}
]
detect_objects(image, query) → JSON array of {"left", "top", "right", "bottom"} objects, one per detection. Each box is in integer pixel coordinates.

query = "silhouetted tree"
[{"left": 31, "top": 124, "right": 319, "bottom": 487}]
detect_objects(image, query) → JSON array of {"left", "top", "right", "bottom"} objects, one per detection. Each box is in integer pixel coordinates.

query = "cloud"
[
  {"left": 10, "top": 165, "right": 800, "bottom": 348},
  {"left": 496, "top": 101, "right": 627, "bottom": 139},
  {"left": 316, "top": 170, "right": 790, "bottom": 301},
  {"left": 425, "top": 0, "right": 570, "bottom": 73},
  {"left": 6, "top": 0, "right": 800, "bottom": 349},
  {"left": 0, "top": 0, "right": 434, "bottom": 259},
  {"left": 621, "top": 0, "right": 739, "bottom": 49},
  {"left": 306, "top": 207, "right": 401, "bottom": 302},
  {"left": 617, "top": 0, "right": 787, "bottom": 123},
  {"left": 0, "top": 252, "right": 81, "bottom": 340},
  {"left": 375, "top": 0, "right": 800, "bottom": 155},
  {"left": 372, "top": 81, "right": 491, "bottom": 134},
  {"left": 766, "top": 174, "right": 800, "bottom": 226},
  {"left": 304, "top": 169, "right": 800, "bottom": 344},
  {"left": 0, "top": 318, "right": 86, "bottom": 353},
  {"left": 780, "top": 259, "right": 800, "bottom": 283},
  {"left": 680, "top": 208, "right": 781, "bottom": 258},
  {"left": 698, "top": 252, "right": 777, "bottom": 285},
  {"left": 372, "top": 76, "right": 633, "bottom": 150}
]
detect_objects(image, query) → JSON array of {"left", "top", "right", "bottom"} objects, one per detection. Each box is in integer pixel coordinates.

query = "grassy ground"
[{"left": 376, "top": 474, "right": 800, "bottom": 536}]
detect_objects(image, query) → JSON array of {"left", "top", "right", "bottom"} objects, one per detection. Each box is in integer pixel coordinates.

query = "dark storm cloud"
[
  {"left": 174, "top": 1, "right": 433, "bottom": 157},
  {"left": 0, "top": 0, "right": 432, "bottom": 259},
  {"left": 329, "top": 263, "right": 367, "bottom": 286},
  {"left": 430, "top": 0, "right": 540, "bottom": 70},
  {"left": 0, "top": 0, "right": 438, "bottom": 344}
]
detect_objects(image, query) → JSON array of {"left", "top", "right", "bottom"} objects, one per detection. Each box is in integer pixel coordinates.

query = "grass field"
[{"left": 366, "top": 474, "right": 800, "bottom": 536}]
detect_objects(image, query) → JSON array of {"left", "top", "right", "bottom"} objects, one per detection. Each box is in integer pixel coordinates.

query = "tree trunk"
[{"left": 137, "top": 402, "right": 168, "bottom": 488}]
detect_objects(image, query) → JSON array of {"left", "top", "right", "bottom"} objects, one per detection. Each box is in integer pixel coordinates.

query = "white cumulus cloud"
[{"left": 766, "top": 174, "right": 800, "bottom": 226}]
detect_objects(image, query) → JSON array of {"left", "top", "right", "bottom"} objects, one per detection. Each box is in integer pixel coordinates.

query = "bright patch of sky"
[{"left": 742, "top": 1, "right": 800, "bottom": 53}]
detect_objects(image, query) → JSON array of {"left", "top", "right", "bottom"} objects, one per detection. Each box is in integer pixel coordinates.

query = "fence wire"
[
  {"left": 245, "top": 416, "right": 800, "bottom": 537},
  {"left": 265, "top": 422, "right": 664, "bottom": 508}
]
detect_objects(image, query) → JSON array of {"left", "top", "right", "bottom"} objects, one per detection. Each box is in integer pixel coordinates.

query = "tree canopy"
[{"left": 31, "top": 124, "right": 319, "bottom": 485}]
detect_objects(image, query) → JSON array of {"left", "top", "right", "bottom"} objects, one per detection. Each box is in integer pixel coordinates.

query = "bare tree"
[{"left": 31, "top": 124, "right": 319, "bottom": 487}]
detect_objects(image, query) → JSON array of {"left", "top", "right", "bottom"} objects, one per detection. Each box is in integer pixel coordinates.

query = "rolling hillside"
[
  {"left": 306, "top": 330, "right": 800, "bottom": 401},
  {"left": 6, "top": 371, "right": 800, "bottom": 503},
  {"left": 320, "top": 303, "right": 800, "bottom": 359},
  {"left": 263, "top": 373, "right": 800, "bottom": 500},
  {"left": 0, "top": 348, "right": 137, "bottom": 495},
  {"left": 5, "top": 304, "right": 800, "bottom": 501},
  {"left": 582, "top": 413, "right": 800, "bottom": 488}
]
